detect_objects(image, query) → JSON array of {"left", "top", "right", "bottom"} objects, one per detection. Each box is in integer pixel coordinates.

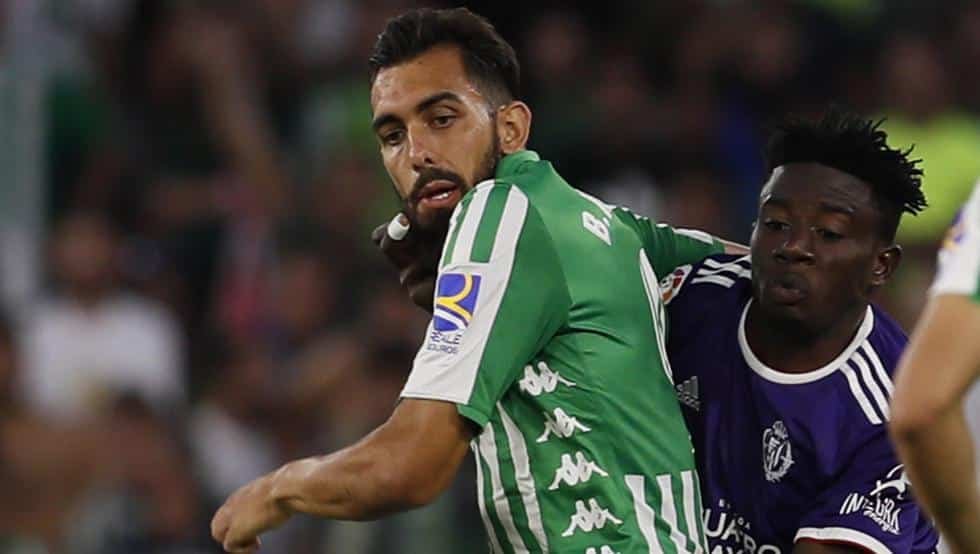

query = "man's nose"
[
  {"left": 773, "top": 228, "right": 815, "bottom": 265},
  {"left": 407, "top": 127, "right": 438, "bottom": 171}
]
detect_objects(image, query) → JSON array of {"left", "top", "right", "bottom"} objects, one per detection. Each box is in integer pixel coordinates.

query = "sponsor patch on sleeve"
[
  {"left": 659, "top": 264, "right": 693, "bottom": 304},
  {"left": 433, "top": 272, "right": 482, "bottom": 331}
]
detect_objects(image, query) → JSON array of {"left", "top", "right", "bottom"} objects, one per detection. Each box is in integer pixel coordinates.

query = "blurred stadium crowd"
[{"left": 2, "top": 0, "right": 980, "bottom": 552}]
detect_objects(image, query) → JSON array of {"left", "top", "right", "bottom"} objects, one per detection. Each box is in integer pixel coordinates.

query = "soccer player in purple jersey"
[{"left": 660, "top": 111, "right": 939, "bottom": 554}]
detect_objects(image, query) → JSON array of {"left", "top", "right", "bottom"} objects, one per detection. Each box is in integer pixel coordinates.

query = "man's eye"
[
  {"left": 764, "top": 219, "right": 789, "bottom": 231},
  {"left": 816, "top": 228, "right": 844, "bottom": 241},
  {"left": 382, "top": 130, "right": 404, "bottom": 146},
  {"left": 432, "top": 115, "right": 455, "bottom": 128}
]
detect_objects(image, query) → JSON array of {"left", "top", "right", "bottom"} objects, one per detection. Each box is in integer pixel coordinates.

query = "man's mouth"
[
  {"left": 767, "top": 273, "right": 809, "bottom": 305},
  {"left": 417, "top": 180, "right": 462, "bottom": 211}
]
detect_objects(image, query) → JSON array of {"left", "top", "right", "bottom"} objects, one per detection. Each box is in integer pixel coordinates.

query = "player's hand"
[
  {"left": 211, "top": 474, "right": 291, "bottom": 553},
  {"left": 371, "top": 213, "right": 439, "bottom": 311}
]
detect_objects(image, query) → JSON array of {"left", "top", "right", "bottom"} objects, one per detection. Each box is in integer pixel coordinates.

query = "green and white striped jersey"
[
  {"left": 401, "top": 151, "right": 723, "bottom": 553},
  {"left": 932, "top": 180, "right": 980, "bottom": 302}
]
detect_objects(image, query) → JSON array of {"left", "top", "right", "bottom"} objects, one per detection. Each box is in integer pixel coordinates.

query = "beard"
[{"left": 402, "top": 129, "right": 503, "bottom": 246}]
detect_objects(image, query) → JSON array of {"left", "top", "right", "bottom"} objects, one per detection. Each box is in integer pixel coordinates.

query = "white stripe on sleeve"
[
  {"left": 862, "top": 344, "right": 894, "bottom": 396},
  {"left": 932, "top": 180, "right": 980, "bottom": 297},
  {"left": 478, "top": 423, "right": 529, "bottom": 553},
  {"left": 853, "top": 355, "right": 890, "bottom": 421},
  {"left": 657, "top": 474, "right": 691, "bottom": 554},
  {"left": 681, "top": 471, "right": 705, "bottom": 554},
  {"left": 625, "top": 475, "right": 666, "bottom": 554},
  {"left": 498, "top": 403, "right": 549, "bottom": 551},
  {"left": 795, "top": 527, "right": 890, "bottom": 554},
  {"left": 472, "top": 441, "right": 505, "bottom": 554},
  {"left": 402, "top": 188, "right": 530, "bottom": 405},
  {"left": 840, "top": 364, "right": 883, "bottom": 425},
  {"left": 673, "top": 227, "right": 716, "bottom": 245},
  {"left": 450, "top": 183, "right": 494, "bottom": 265}
]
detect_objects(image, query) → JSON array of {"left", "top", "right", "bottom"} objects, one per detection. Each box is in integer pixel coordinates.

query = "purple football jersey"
[{"left": 661, "top": 254, "right": 939, "bottom": 554}]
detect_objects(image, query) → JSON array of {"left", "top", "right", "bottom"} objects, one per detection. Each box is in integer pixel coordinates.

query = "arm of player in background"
[
  {"left": 613, "top": 208, "right": 747, "bottom": 275},
  {"left": 720, "top": 238, "right": 750, "bottom": 256},
  {"left": 210, "top": 398, "right": 471, "bottom": 552},
  {"left": 373, "top": 210, "right": 748, "bottom": 314},
  {"left": 891, "top": 293, "right": 980, "bottom": 554}
]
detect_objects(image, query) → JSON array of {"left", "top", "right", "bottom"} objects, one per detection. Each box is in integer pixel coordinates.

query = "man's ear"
[
  {"left": 496, "top": 101, "right": 532, "bottom": 154},
  {"left": 871, "top": 244, "right": 902, "bottom": 288}
]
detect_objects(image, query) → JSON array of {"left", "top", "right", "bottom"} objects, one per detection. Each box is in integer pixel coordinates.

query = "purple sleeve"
[{"left": 794, "top": 435, "right": 932, "bottom": 554}]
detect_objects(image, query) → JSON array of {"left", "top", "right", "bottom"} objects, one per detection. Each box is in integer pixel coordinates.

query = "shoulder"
[
  {"left": 453, "top": 180, "right": 532, "bottom": 226},
  {"left": 660, "top": 253, "right": 752, "bottom": 306},
  {"left": 831, "top": 306, "right": 905, "bottom": 428},
  {"left": 443, "top": 180, "right": 547, "bottom": 267},
  {"left": 863, "top": 305, "right": 908, "bottom": 374}
]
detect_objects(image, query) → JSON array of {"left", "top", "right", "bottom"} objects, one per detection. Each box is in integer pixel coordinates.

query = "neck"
[{"left": 744, "top": 301, "right": 868, "bottom": 374}]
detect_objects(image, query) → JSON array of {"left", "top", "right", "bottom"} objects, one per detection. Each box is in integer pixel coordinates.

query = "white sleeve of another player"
[{"left": 931, "top": 180, "right": 980, "bottom": 298}]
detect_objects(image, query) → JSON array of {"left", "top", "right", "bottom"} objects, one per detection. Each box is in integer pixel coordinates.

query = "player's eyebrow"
[
  {"left": 762, "top": 197, "right": 789, "bottom": 209},
  {"left": 372, "top": 91, "right": 464, "bottom": 134},
  {"left": 763, "top": 197, "right": 855, "bottom": 216},
  {"left": 818, "top": 201, "right": 856, "bottom": 216}
]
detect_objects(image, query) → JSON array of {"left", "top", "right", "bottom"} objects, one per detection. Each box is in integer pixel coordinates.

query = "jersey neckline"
[{"left": 737, "top": 299, "right": 875, "bottom": 384}]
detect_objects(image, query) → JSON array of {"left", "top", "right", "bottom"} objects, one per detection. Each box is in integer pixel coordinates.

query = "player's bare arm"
[
  {"left": 891, "top": 293, "right": 980, "bottom": 554},
  {"left": 210, "top": 399, "right": 472, "bottom": 552},
  {"left": 717, "top": 238, "right": 750, "bottom": 256}
]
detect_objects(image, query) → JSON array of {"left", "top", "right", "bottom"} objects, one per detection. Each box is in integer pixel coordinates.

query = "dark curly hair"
[
  {"left": 765, "top": 109, "right": 927, "bottom": 241},
  {"left": 368, "top": 7, "right": 520, "bottom": 109}
]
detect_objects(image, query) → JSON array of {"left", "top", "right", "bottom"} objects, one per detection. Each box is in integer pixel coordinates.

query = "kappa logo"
[
  {"left": 675, "top": 376, "right": 700, "bottom": 411},
  {"left": 519, "top": 361, "right": 577, "bottom": 397},
  {"left": 561, "top": 498, "right": 623, "bottom": 537},
  {"left": 762, "top": 421, "right": 794, "bottom": 483},
  {"left": 537, "top": 408, "right": 592, "bottom": 443},
  {"left": 433, "top": 273, "right": 481, "bottom": 331},
  {"left": 549, "top": 451, "right": 609, "bottom": 490}
]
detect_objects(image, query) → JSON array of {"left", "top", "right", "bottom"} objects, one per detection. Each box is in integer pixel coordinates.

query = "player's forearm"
[
  {"left": 720, "top": 239, "right": 749, "bottom": 256},
  {"left": 892, "top": 408, "right": 980, "bottom": 553},
  {"left": 268, "top": 434, "right": 418, "bottom": 521}
]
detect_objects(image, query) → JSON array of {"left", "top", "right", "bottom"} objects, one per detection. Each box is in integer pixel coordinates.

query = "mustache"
[{"left": 409, "top": 168, "right": 467, "bottom": 203}]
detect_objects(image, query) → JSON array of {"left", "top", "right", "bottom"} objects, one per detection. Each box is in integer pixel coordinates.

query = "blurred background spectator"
[{"left": 2, "top": 0, "right": 978, "bottom": 552}]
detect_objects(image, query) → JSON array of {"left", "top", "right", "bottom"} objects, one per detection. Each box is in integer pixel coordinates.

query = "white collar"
[{"left": 738, "top": 299, "right": 875, "bottom": 384}]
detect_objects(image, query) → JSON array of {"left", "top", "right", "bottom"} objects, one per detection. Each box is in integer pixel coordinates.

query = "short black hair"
[
  {"left": 368, "top": 7, "right": 520, "bottom": 109},
  {"left": 765, "top": 109, "right": 927, "bottom": 241}
]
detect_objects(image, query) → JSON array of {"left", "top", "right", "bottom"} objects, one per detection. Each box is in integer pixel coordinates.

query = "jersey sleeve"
[
  {"left": 401, "top": 182, "right": 572, "bottom": 429},
  {"left": 614, "top": 208, "right": 724, "bottom": 277},
  {"left": 794, "top": 433, "right": 932, "bottom": 554},
  {"left": 931, "top": 179, "right": 980, "bottom": 302}
]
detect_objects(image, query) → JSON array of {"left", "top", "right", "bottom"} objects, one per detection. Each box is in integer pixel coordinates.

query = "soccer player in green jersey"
[
  {"left": 892, "top": 181, "right": 980, "bottom": 554},
  {"left": 211, "top": 8, "right": 738, "bottom": 553}
]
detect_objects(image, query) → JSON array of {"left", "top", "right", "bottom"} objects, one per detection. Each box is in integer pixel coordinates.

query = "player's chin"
[
  {"left": 757, "top": 296, "right": 811, "bottom": 323},
  {"left": 414, "top": 206, "right": 455, "bottom": 233}
]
